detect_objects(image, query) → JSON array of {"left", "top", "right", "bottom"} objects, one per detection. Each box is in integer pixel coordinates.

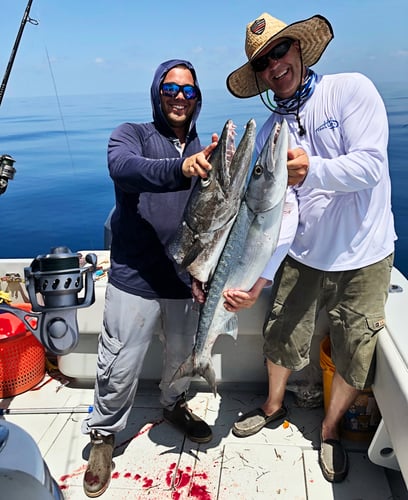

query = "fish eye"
[{"left": 253, "top": 164, "right": 263, "bottom": 176}]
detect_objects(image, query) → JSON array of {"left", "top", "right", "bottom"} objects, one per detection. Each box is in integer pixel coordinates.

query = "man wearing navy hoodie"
[{"left": 82, "top": 59, "right": 217, "bottom": 498}]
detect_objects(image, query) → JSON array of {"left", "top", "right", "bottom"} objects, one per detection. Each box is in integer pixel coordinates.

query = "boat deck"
[{"left": 1, "top": 371, "right": 407, "bottom": 500}]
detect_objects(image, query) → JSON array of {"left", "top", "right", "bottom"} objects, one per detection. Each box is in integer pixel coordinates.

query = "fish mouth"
[{"left": 272, "top": 123, "right": 282, "bottom": 150}]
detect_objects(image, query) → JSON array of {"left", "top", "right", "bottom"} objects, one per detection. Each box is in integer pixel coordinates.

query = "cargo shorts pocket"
[
  {"left": 263, "top": 301, "right": 285, "bottom": 339},
  {"left": 366, "top": 314, "right": 386, "bottom": 334},
  {"left": 97, "top": 326, "right": 123, "bottom": 382}
]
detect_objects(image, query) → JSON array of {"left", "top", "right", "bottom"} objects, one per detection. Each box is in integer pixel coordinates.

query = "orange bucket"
[
  {"left": 320, "top": 336, "right": 380, "bottom": 441},
  {"left": 0, "top": 303, "right": 45, "bottom": 398}
]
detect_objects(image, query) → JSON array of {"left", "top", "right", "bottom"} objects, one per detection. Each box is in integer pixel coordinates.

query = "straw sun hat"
[{"left": 227, "top": 13, "right": 334, "bottom": 98}]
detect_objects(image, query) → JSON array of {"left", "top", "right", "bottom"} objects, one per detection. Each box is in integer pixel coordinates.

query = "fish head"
[
  {"left": 206, "top": 118, "right": 255, "bottom": 196},
  {"left": 205, "top": 119, "right": 236, "bottom": 190},
  {"left": 245, "top": 119, "right": 289, "bottom": 213},
  {"left": 184, "top": 118, "right": 254, "bottom": 228}
]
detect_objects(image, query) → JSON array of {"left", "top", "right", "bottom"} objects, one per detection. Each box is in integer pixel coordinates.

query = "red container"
[{"left": 0, "top": 304, "right": 45, "bottom": 398}]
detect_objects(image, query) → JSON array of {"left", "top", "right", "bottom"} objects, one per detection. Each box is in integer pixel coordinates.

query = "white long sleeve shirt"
[{"left": 257, "top": 72, "right": 396, "bottom": 272}]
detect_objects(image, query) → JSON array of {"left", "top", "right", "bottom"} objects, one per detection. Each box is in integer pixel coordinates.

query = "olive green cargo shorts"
[{"left": 263, "top": 254, "right": 394, "bottom": 390}]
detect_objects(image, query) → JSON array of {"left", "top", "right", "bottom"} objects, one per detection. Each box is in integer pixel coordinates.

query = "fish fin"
[
  {"left": 181, "top": 241, "right": 203, "bottom": 269},
  {"left": 224, "top": 314, "right": 239, "bottom": 340}
]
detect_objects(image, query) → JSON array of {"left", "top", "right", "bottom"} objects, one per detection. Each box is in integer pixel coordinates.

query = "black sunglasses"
[
  {"left": 161, "top": 82, "right": 198, "bottom": 100},
  {"left": 251, "top": 39, "right": 294, "bottom": 73}
]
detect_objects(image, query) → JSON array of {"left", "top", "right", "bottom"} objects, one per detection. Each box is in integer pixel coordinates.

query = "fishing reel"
[
  {"left": 0, "top": 155, "right": 16, "bottom": 195},
  {"left": 0, "top": 247, "right": 96, "bottom": 355}
]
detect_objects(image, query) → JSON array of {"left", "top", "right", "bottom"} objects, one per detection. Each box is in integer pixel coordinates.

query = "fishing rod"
[
  {"left": 0, "top": 0, "right": 38, "bottom": 195},
  {"left": 0, "top": 5, "right": 97, "bottom": 356},
  {"left": 0, "top": 0, "right": 38, "bottom": 107}
]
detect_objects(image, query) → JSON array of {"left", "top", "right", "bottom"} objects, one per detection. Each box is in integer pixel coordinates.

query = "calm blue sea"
[{"left": 0, "top": 83, "right": 407, "bottom": 276}]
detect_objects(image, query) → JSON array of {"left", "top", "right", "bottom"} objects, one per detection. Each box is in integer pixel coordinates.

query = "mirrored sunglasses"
[
  {"left": 161, "top": 82, "right": 198, "bottom": 100},
  {"left": 251, "top": 39, "right": 294, "bottom": 73}
]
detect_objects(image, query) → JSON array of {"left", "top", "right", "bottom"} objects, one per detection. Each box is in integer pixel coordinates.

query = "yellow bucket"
[{"left": 320, "top": 336, "right": 381, "bottom": 441}]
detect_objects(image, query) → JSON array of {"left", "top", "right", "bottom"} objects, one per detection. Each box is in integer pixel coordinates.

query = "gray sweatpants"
[{"left": 82, "top": 283, "right": 199, "bottom": 435}]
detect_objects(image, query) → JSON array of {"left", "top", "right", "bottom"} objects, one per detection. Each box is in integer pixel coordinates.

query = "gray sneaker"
[{"left": 83, "top": 430, "right": 115, "bottom": 498}]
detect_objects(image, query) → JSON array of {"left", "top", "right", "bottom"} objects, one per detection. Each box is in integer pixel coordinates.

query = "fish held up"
[
  {"left": 172, "top": 120, "right": 289, "bottom": 395},
  {"left": 169, "top": 118, "right": 256, "bottom": 284}
]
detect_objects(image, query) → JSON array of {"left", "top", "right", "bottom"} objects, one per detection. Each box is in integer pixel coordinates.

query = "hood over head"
[{"left": 151, "top": 59, "right": 202, "bottom": 138}]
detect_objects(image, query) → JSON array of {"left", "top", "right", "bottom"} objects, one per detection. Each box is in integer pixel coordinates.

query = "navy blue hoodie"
[{"left": 107, "top": 59, "right": 202, "bottom": 299}]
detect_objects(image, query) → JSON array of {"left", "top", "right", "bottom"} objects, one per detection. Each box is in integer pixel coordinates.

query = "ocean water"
[{"left": 0, "top": 83, "right": 407, "bottom": 277}]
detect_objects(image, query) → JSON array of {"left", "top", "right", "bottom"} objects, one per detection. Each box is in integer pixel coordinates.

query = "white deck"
[{"left": 1, "top": 375, "right": 407, "bottom": 499}]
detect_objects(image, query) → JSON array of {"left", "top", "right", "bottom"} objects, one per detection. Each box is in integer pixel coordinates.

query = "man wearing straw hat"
[{"left": 223, "top": 13, "right": 396, "bottom": 483}]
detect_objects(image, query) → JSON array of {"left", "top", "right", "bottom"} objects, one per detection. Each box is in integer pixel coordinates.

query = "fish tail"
[
  {"left": 171, "top": 355, "right": 217, "bottom": 397},
  {"left": 170, "top": 354, "right": 196, "bottom": 384},
  {"left": 196, "top": 360, "right": 217, "bottom": 397}
]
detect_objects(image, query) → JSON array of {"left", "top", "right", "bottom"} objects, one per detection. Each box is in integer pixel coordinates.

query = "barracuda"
[
  {"left": 172, "top": 120, "right": 289, "bottom": 395},
  {"left": 169, "top": 118, "right": 256, "bottom": 284}
]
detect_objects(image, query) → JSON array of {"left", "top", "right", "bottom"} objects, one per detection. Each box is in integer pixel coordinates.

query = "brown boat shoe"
[
  {"left": 83, "top": 430, "right": 115, "bottom": 498},
  {"left": 319, "top": 433, "right": 349, "bottom": 483},
  {"left": 232, "top": 406, "right": 287, "bottom": 437}
]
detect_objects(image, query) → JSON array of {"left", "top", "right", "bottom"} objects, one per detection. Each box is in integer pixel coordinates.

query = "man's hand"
[
  {"left": 223, "top": 277, "right": 271, "bottom": 313},
  {"left": 182, "top": 133, "right": 218, "bottom": 179},
  {"left": 287, "top": 148, "right": 309, "bottom": 185},
  {"left": 191, "top": 277, "right": 207, "bottom": 304}
]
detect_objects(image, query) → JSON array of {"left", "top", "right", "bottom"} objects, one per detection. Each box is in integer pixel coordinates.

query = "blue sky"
[{"left": 2, "top": 0, "right": 408, "bottom": 98}]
